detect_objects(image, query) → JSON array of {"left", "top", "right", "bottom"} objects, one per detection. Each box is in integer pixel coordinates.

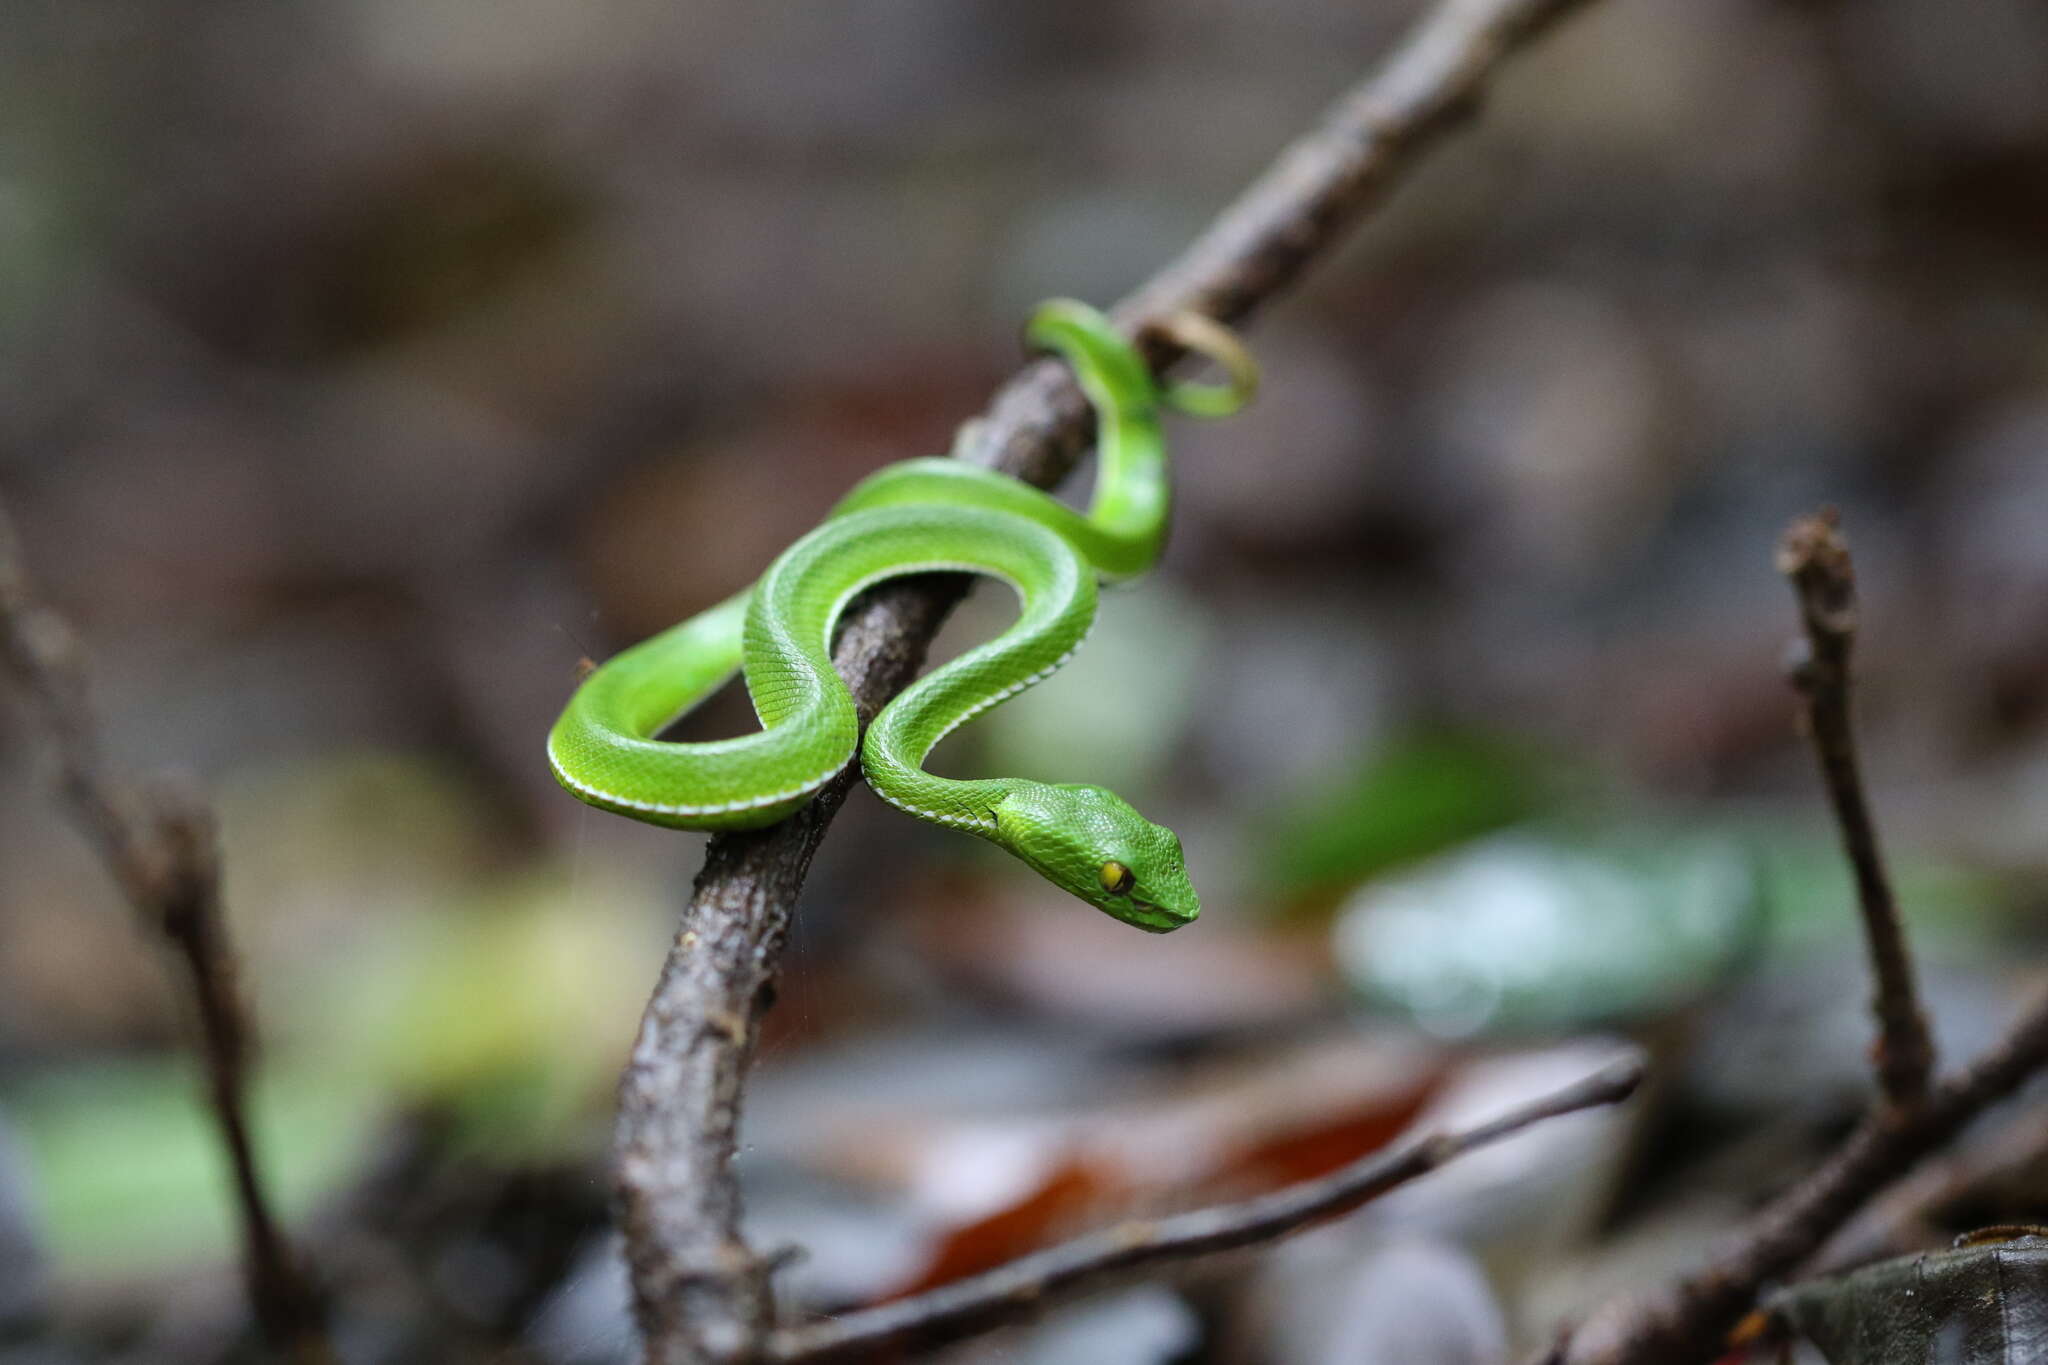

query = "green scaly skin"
[{"left": 546, "top": 299, "right": 1253, "bottom": 931}]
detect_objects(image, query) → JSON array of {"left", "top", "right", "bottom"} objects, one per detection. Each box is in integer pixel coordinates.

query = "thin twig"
[
  {"left": 1554, "top": 989, "right": 2048, "bottom": 1365},
  {"left": 768, "top": 1059, "right": 1643, "bottom": 1364},
  {"left": 0, "top": 499, "right": 332, "bottom": 1362},
  {"left": 1777, "top": 509, "right": 1934, "bottom": 1105},
  {"left": 609, "top": 0, "right": 1606, "bottom": 1359}
]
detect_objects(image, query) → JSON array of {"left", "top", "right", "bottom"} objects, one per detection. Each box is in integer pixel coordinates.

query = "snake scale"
[{"left": 547, "top": 300, "right": 1255, "bottom": 931}]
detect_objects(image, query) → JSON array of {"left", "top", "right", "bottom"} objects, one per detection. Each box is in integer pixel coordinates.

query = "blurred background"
[{"left": 3, "top": 0, "right": 2048, "bottom": 1360}]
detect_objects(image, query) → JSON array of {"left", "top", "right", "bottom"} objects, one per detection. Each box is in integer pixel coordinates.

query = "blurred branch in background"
[
  {"left": 1556, "top": 990, "right": 2048, "bottom": 1365},
  {"left": 1546, "top": 513, "right": 2048, "bottom": 1365},
  {"left": 608, "top": 0, "right": 1608, "bottom": 1360},
  {"left": 767, "top": 1058, "right": 1642, "bottom": 1364},
  {"left": 1779, "top": 509, "right": 1934, "bottom": 1105},
  {"left": 0, "top": 498, "right": 332, "bottom": 1363},
  {"left": 1808, "top": 1095, "right": 2048, "bottom": 1278}
]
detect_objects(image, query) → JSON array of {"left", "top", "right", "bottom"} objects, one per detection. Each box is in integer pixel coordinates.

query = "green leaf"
[{"left": 1335, "top": 830, "right": 1763, "bottom": 1036}]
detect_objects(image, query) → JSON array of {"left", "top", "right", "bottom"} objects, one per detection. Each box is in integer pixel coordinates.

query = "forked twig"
[
  {"left": 0, "top": 500, "right": 331, "bottom": 1362},
  {"left": 1543, "top": 512, "right": 2047, "bottom": 1364},
  {"left": 1555, "top": 993, "right": 2048, "bottom": 1365}
]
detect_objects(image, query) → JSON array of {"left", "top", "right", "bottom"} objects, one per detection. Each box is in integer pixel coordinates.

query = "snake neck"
[
  {"left": 863, "top": 757, "right": 1012, "bottom": 839},
  {"left": 856, "top": 528, "right": 1095, "bottom": 840},
  {"left": 859, "top": 647, "right": 1061, "bottom": 839},
  {"left": 861, "top": 686, "right": 1014, "bottom": 834}
]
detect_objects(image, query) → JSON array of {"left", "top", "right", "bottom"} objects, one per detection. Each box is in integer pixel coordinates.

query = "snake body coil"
[{"left": 547, "top": 300, "right": 1253, "bottom": 931}]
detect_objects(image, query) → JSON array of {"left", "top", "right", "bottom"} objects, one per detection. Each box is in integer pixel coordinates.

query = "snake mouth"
[{"left": 1123, "top": 897, "right": 1198, "bottom": 933}]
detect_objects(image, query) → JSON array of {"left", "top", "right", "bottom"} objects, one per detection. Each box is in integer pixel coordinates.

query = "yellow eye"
[{"left": 1099, "top": 861, "right": 1135, "bottom": 895}]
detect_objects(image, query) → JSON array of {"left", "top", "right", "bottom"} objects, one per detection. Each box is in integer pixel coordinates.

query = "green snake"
[{"left": 547, "top": 300, "right": 1255, "bottom": 931}]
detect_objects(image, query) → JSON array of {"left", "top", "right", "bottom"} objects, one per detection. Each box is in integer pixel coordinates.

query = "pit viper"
[{"left": 547, "top": 299, "right": 1256, "bottom": 931}]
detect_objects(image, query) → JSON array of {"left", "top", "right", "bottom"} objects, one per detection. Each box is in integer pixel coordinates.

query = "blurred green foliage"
[
  {"left": 9, "top": 1060, "right": 369, "bottom": 1274},
  {"left": 1256, "top": 730, "right": 1552, "bottom": 908}
]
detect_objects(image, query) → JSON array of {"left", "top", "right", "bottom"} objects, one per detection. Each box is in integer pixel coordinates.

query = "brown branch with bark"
[
  {"left": 1541, "top": 511, "right": 2048, "bottom": 1365},
  {"left": 610, "top": 0, "right": 1606, "bottom": 1360},
  {"left": 768, "top": 1058, "right": 1642, "bottom": 1364},
  {"left": 0, "top": 499, "right": 332, "bottom": 1363}
]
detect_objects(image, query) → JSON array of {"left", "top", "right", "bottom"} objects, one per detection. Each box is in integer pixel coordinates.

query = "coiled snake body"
[{"left": 547, "top": 301, "right": 1254, "bottom": 931}]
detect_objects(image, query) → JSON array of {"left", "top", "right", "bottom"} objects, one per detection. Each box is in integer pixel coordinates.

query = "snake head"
[{"left": 992, "top": 782, "right": 1199, "bottom": 932}]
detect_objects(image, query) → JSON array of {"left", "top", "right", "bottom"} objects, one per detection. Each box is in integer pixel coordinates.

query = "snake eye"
[{"left": 1099, "top": 861, "right": 1135, "bottom": 895}]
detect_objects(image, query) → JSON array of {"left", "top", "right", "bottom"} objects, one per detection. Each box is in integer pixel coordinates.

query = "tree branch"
[
  {"left": 1778, "top": 509, "right": 1933, "bottom": 1105},
  {"left": 0, "top": 499, "right": 332, "bottom": 1362},
  {"left": 610, "top": 0, "right": 1606, "bottom": 1359},
  {"left": 768, "top": 1059, "right": 1642, "bottom": 1364}
]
